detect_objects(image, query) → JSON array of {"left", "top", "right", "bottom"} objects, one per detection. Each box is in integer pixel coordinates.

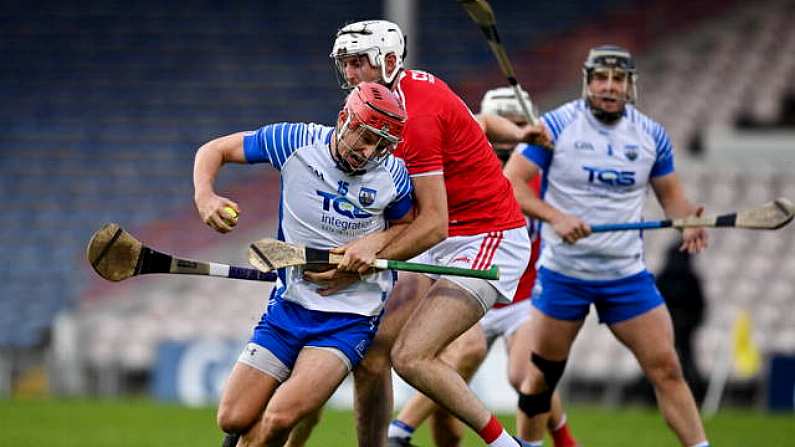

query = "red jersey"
[
  {"left": 494, "top": 175, "right": 542, "bottom": 308},
  {"left": 393, "top": 69, "right": 525, "bottom": 236}
]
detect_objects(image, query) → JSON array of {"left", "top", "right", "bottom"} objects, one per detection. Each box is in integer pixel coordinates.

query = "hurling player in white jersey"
[
  {"left": 193, "top": 82, "right": 414, "bottom": 447},
  {"left": 503, "top": 46, "right": 710, "bottom": 447},
  {"left": 386, "top": 88, "right": 578, "bottom": 447}
]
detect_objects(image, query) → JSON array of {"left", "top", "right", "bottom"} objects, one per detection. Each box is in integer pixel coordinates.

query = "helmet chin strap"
[
  {"left": 586, "top": 95, "right": 625, "bottom": 124},
  {"left": 378, "top": 53, "right": 402, "bottom": 86}
]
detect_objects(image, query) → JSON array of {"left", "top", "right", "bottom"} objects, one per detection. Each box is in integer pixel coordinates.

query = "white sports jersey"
[
  {"left": 244, "top": 122, "right": 413, "bottom": 316},
  {"left": 521, "top": 100, "right": 674, "bottom": 280}
]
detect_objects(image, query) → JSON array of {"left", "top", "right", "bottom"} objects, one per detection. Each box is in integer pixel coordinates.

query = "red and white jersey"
[
  {"left": 494, "top": 174, "right": 542, "bottom": 308},
  {"left": 393, "top": 69, "right": 526, "bottom": 236}
]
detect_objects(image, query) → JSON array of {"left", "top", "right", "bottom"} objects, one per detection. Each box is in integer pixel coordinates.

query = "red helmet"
[
  {"left": 345, "top": 82, "right": 406, "bottom": 144},
  {"left": 335, "top": 82, "right": 406, "bottom": 172}
]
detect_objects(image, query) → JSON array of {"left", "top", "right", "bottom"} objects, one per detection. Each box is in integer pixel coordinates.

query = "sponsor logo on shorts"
[
  {"left": 355, "top": 340, "right": 368, "bottom": 358},
  {"left": 452, "top": 255, "right": 472, "bottom": 265}
]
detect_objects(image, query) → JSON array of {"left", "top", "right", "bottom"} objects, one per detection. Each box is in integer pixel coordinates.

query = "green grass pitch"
[{"left": 1, "top": 398, "right": 793, "bottom": 446}]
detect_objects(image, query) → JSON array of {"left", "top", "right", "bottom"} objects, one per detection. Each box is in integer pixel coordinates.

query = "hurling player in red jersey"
[
  {"left": 385, "top": 88, "right": 578, "bottom": 447},
  {"left": 301, "top": 20, "right": 549, "bottom": 447}
]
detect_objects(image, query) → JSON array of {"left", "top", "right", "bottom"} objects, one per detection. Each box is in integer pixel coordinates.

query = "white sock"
[
  {"left": 387, "top": 420, "right": 414, "bottom": 440},
  {"left": 526, "top": 440, "right": 544, "bottom": 447},
  {"left": 689, "top": 442, "right": 710, "bottom": 447},
  {"left": 487, "top": 430, "right": 519, "bottom": 447}
]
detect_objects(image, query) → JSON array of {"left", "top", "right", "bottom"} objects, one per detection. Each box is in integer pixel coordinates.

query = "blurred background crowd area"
[{"left": 1, "top": 0, "right": 794, "bottom": 413}]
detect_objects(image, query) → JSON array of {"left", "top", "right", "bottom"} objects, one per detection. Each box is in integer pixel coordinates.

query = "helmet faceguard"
[
  {"left": 330, "top": 20, "right": 406, "bottom": 89},
  {"left": 334, "top": 82, "right": 406, "bottom": 174},
  {"left": 581, "top": 45, "right": 638, "bottom": 124}
]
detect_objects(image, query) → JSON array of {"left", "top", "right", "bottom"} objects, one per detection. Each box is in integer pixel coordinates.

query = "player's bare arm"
[
  {"left": 307, "top": 175, "right": 443, "bottom": 295},
  {"left": 651, "top": 173, "right": 709, "bottom": 253},
  {"left": 503, "top": 151, "right": 590, "bottom": 244},
  {"left": 377, "top": 174, "right": 448, "bottom": 260},
  {"left": 193, "top": 132, "right": 248, "bottom": 233},
  {"left": 475, "top": 113, "right": 551, "bottom": 147},
  {"left": 476, "top": 113, "right": 525, "bottom": 143},
  {"left": 333, "top": 209, "right": 415, "bottom": 274},
  {"left": 305, "top": 208, "right": 413, "bottom": 295}
]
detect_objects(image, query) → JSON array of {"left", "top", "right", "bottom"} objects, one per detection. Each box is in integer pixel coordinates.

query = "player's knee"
[
  {"left": 518, "top": 390, "right": 553, "bottom": 417},
  {"left": 531, "top": 352, "right": 567, "bottom": 391},
  {"left": 262, "top": 407, "right": 302, "bottom": 438},
  {"left": 507, "top": 366, "right": 525, "bottom": 392},
  {"left": 390, "top": 340, "right": 423, "bottom": 379},
  {"left": 217, "top": 405, "right": 253, "bottom": 435},
  {"left": 644, "top": 351, "right": 684, "bottom": 386},
  {"left": 390, "top": 345, "right": 413, "bottom": 378},
  {"left": 517, "top": 352, "right": 568, "bottom": 417}
]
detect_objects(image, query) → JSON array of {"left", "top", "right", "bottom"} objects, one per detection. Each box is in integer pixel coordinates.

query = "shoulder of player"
[
  {"left": 376, "top": 154, "right": 409, "bottom": 179},
  {"left": 260, "top": 122, "right": 333, "bottom": 140},
  {"left": 275, "top": 123, "right": 333, "bottom": 161},
  {"left": 623, "top": 105, "right": 668, "bottom": 139},
  {"left": 541, "top": 99, "right": 585, "bottom": 137},
  {"left": 398, "top": 69, "right": 449, "bottom": 96},
  {"left": 549, "top": 99, "right": 586, "bottom": 117}
]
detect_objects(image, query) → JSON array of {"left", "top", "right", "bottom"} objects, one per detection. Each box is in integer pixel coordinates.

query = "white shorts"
[
  {"left": 481, "top": 299, "right": 531, "bottom": 348},
  {"left": 410, "top": 227, "right": 531, "bottom": 311}
]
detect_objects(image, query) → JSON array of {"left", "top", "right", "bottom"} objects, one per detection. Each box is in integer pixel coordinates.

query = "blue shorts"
[
  {"left": 532, "top": 267, "right": 664, "bottom": 324},
  {"left": 250, "top": 294, "right": 382, "bottom": 370}
]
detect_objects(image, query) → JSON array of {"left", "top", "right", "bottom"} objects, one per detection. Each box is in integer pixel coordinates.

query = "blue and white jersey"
[
  {"left": 244, "top": 122, "right": 413, "bottom": 316},
  {"left": 521, "top": 100, "right": 674, "bottom": 280}
]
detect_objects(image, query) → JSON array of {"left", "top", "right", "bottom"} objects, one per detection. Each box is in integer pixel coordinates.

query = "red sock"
[
  {"left": 552, "top": 422, "right": 578, "bottom": 447},
  {"left": 478, "top": 414, "right": 504, "bottom": 444}
]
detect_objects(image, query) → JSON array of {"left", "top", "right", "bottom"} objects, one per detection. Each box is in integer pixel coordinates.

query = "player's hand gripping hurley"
[
  {"left": 590, "top": 198, "right": 795, "bottom": 233},
  {"left": 458, "top": 0, "right": 539, "bottom": 125},
  {"left": 87, "top": 223, "right": 276, "bottom": 282},
  {"left": 248, "top": 238, "right": 500, "bottom": 280}
]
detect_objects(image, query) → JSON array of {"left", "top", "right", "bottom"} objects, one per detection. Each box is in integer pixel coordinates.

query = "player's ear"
[{"left": 337, "top": 109, "right": 348, "bottom": 127}]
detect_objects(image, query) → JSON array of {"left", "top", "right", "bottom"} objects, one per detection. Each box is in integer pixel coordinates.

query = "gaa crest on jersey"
[
  {"left": 624, "top": 145, "right": 639, "bottom": 161},
  {"left": 358, "top": 187, "right": 377, "bottom": 207}
]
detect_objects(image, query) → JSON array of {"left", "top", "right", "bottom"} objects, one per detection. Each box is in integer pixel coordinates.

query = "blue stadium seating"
[{"left": 6, "top": 0, "right": 786, "bottom": 362}]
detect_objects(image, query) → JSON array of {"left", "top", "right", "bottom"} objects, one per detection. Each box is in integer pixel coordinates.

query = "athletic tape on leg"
[
  {"left": 518, "top": 391, "right": 552, "bottom": 416},
  {"left": 518, "top": 353, "right": 568, "bottom": 417},
  {"left": 532, "top": 352, "right": 567, "bottom": 390}
]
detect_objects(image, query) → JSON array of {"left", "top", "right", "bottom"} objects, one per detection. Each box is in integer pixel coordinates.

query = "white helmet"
[
  {"left": 330, "top": 20, "right": 406, "bottom": 89},
  {"left": 479, "top": 86, "right": 533, "bottom": 122}
]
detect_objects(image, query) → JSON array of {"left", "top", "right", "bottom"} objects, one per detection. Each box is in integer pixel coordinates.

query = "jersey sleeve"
[
  {"left": 648, "top": 123, "right": 675, "bottom": 178},
  {"left": 518, "top": 142, "right": 552, "bottom": 172},
  {"left": 398, "top": 114, "right": 444, "bottom": 176},
  {"left": 540, "top": 100, "right": 580, "bottom": 145},
  {"left": 383, "top": 156, "right": 414, "bottom": 221},
  {"left": 243, "top": 122, "right": 332, "bottom": 170}
]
